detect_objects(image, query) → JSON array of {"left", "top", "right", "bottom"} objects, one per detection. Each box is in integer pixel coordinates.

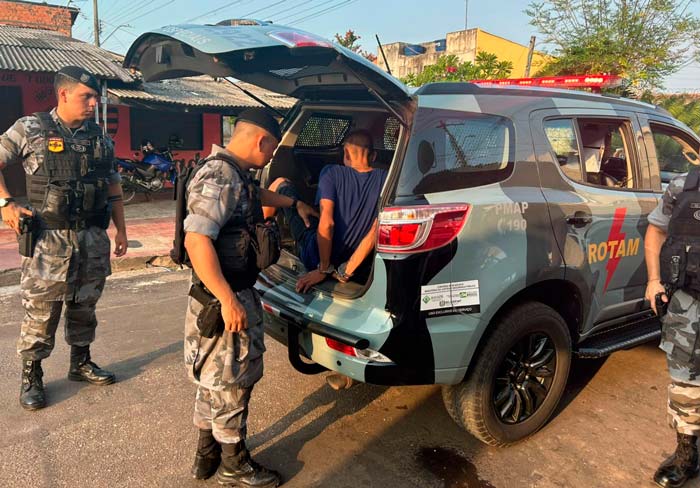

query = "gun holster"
[
  {"left": 188, "top": 283, "right": 224, "bottom": 338},
  {"left": 17, "top": 214, "right": 36, "bottom": 258},
  {"left": 655, "top": 292, "right": 669, "bottom": 318}
]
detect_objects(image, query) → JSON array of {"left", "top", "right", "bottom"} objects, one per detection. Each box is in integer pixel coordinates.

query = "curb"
[{"left": 0, "top": 254, "right": 177, "bottom": 288}]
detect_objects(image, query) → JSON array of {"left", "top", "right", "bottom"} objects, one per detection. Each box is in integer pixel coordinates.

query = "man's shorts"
[{"left": 275, "top": 182, "right": 319, "bottom": 270}]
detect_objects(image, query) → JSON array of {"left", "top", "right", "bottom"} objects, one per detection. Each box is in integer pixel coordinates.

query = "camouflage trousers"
[
  {"left": 18, "top": 297, "right": 101, "bottom": 360},
  {"left": 193, "top": 382, "right": 256, "bottom": 444},
  {"left": 184, "top": 285, "right": 266, "bottom": 443},
  {"left": 17, "top": 227, "right": 110, "bottom": 360},
  {"left": 660, "top": 290, "right": 700, "bottom": 435}
]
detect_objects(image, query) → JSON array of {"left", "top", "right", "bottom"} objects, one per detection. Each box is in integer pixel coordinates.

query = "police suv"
[{"left": 125, "top": 22, "right": 700, "bottom": 446}]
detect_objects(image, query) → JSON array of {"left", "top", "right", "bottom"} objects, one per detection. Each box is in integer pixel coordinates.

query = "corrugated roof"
[
  {"left": 108, "top": 76, "right": 296, "bottom": 110},
  {"left": 0, "top": 26, "right": 136, "bottom": 82}
]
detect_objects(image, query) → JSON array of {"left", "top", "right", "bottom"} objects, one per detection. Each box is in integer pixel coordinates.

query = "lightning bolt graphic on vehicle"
[{"left": 603, "top": 208, "right": 627, "bottom": 292}]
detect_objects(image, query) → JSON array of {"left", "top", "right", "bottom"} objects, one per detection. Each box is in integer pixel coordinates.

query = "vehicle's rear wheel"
[
  {"left": 443, "top": 301, "right": 571, "bottom": 446},
  {"left": 122, "top": 182, "right": 136, "bottom": 203}
]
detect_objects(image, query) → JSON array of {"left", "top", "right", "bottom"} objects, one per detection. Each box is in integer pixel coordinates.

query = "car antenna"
[
  {"left": 222, "top": 77, "right": 286, "bottom": 119},
  {"left": 376, "top": 34, "right": 392, "bottom": 76}
]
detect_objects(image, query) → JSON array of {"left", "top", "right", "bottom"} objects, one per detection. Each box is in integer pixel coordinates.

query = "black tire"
[
  {"left": 122, "top": 184, "right": 136, "bottom": 203},
  {"left": 441, "top": 384, "right": 463, "bottom": 428},
  {"left": 451, "top": 301, "right": 572, "bottom": 447}
]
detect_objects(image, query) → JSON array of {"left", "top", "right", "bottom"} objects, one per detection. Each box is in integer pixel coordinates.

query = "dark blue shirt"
[{"left": 302, "top": 165, "right": 388, "bottom": 269}]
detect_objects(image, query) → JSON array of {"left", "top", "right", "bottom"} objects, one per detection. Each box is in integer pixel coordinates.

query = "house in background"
[
  {"left": 0, "top": 0, "right": 294, "bottom": 196},
  {"left": 108, "top": 75, "right": 295, "bottom": 167},
  {"left": 376, "top": 28, "right": 550, "bottom": 79}
]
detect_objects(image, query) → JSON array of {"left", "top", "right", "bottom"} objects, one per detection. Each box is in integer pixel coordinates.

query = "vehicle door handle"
[{"left": 566, "top": 211, "right": 592, "bottom": 228}]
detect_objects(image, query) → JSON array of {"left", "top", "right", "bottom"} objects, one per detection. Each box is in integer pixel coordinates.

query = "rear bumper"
[{"left": 261, "top": 303, "right": 443, "bottom": 386}]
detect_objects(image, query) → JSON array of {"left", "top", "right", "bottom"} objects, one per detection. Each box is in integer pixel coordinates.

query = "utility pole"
[
  {"left": 524, "top": 35, "right": 536, "bottom": 77},
  {"left": 92, "top": 0, "right": 100, "bottom": 47},
  {"left": 464, "top": 0, "right": 469, "bottom": 30}
]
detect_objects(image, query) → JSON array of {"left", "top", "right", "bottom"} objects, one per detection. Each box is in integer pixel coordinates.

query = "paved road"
[{"left": 0, "top": 268, "right": 691, "bottom": 487}]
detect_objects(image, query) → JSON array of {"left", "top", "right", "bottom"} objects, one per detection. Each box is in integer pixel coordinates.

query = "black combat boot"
[
  {"left": 654, "top": 433, "right": 700, "bottom": 487},
  {"left": 215, "top": 441, "right": 281, "bottom": 488},
  {"left": 20, "top": 359, "right": 46, "bottom": 410},
  {"left": 67, "top": 346, "right": 116, "bottom": 385},
  {"left": 191, "top": 429, "right": 221, "bottom": 480}
]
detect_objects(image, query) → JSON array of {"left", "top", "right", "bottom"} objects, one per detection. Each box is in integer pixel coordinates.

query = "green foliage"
[
  {"left": 526, "top": 0, "right": 700, "bottom": 91},
  {"left": 655, "top": 95, "right": 700, "bottom": 135},
  {"left": 400, "top": 52, "right": 514, "bottom": 87},
  {"left": 334, "top": 29, "right": 377, "bottom": 63}
]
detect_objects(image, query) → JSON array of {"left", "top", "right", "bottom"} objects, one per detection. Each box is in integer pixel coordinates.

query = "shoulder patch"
[{"left": 201, "top": 182, "right": 222, "bottom": 199}]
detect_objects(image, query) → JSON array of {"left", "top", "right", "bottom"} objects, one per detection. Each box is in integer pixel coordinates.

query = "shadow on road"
[
  {"left": 552, "top": 355, "right": 609, "bottom": 418},
  {"left": 252, "top": 381, "right": 388, "bottom": 481},
  {"left": 45, "top": 341, "right": 182, "bottom": 406},
  {"left": 307, "top": 388, "right": 495, "bottom": 488}
]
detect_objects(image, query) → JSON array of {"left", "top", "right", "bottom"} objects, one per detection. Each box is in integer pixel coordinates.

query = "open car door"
[{"left": 123, "top": 20, "right": 410, "bottom": 104}]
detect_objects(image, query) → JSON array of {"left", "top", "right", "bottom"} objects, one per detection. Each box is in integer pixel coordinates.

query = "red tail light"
[
  {"left": 325, "top": 338, "right": 356, "bottom": 357},
  {"left": 377, "top": 204, "right": 470, "bottom": 254},
  {"left": 268, "top": 31, "right": 332, "bottom": 48}
]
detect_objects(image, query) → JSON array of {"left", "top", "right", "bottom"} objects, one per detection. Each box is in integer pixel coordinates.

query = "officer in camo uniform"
[
  {"left": 646, "top": 172, "right": 700, "bottom": 487},
  {"left": 183, "top": 108, "right": 315, "bottom": 488},
  {"left": 0, "top": 66, "right": 128, "bottom": 411}
]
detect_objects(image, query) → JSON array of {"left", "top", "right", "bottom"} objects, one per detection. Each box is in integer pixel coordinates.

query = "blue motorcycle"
[{"left": 116, "top": 140, "right": 177, "bottom": 203}]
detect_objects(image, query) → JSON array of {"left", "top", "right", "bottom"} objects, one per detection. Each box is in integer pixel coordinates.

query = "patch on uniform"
[
  {"left": 71, "top": 143, "right": 87, "bottom": 153},
  {"left": 694, "top": 210, "right": 700, "bottom": 221},
  {"left": 201, "top": 182, "right": 222, "bottom": 199},
  {"left": 80, "top": 73, "right": 90, "bottom": 83},
  {"left": 47, "top": 137, "right": 64, "bottom": 152}
]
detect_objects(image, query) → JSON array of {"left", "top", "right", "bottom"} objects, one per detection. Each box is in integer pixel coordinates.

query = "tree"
[
  {"left": 400, "top": 52, "right": 513, "bottom": 86},
  {"left": 526, "top": 0, "right": 700, "bottom": 92},
  {"left": 655, "top": 95, "right": 700, "bottom": 135},
  {"left": 334, "top": 29, "right": 377, "bottom": 63}
]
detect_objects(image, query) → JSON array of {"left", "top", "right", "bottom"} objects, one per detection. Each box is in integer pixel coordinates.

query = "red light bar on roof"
[
  {"left": 268, "top": 31, "right": 332, "bottom": 48},
  {"left": 471, "top": 74, "right": 623, "bottom": 89}
]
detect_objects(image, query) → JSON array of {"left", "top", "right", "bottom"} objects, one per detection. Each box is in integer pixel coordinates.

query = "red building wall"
[
  {"left": 0, "top": 70, "right": 56, "bottom": 114},
  {"left": 0, "top": 70, "right": 223, "bottom": 196},
  {"left": 0, "top": 0, "right": 75, "bottom": 36}
]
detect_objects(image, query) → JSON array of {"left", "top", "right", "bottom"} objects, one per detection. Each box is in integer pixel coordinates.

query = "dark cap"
[
  {"left": 56, "top": 66, "right": 100, "bottom": 93},
  {"left": 235, "top": 108, "right": 281, "bottom": 141}
]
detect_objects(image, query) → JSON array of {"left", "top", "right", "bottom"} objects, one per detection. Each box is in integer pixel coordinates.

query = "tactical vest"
[
  {"left": 660, "top": 168, "right": 700, "bottom": 294},
  {"left": 190, "top": 152, "right": 268, "bottom": 292},
  {"left": 25, "top": 112, "right": 114, "bottom": 229}
]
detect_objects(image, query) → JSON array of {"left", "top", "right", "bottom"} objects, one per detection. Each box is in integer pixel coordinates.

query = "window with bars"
[
  {"left": 295, "top": 114, "right": 351, "bottom": 148},
  {"left": 383, "top": 116, "right": 400, "bottom": 150},
  {"left": 396, "top": 109, "right": 514, "bottom": 195}
]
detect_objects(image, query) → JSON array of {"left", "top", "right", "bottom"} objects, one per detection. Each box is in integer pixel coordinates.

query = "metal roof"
[
  {"left": 0, "top": 26, "right": 136, "bottom": 82},
  {"left": 108, "top": 76, "right": 296, "bottom": 111}
]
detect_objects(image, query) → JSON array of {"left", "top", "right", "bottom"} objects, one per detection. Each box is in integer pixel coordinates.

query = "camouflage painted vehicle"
[{"left": 125, "top": 22, "right": 700, "bottom": 446}]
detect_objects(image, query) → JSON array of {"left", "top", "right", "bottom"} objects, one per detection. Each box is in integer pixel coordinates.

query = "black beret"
[
  {"left": 235, "top": 108, "right": 281, "bottom": 141},
  {"left": 56, "top": 66, "right": 100, "bottom": 93}
]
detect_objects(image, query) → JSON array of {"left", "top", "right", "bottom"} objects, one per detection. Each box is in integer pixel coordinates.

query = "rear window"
[
  {"left": 396, "top": 108, "right": 514, "bottom": 196},
  {"left": 383, "top": 116, "right": 401, "bottom": 150},
  {"left": 295, "top": 113, "right": 351, "bottom": 148}
]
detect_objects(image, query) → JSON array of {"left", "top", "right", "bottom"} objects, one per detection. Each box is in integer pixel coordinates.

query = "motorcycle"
[{"left": 116, "top": 140, "right": 178, "bottom": 203}]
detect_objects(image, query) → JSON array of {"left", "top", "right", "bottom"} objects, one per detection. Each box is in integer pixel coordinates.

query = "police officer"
[
  {"left": 0, "top": 66, "right": 128, "bottom": 411},
  {"left": 183, "top": 108, "right": 315, "bottom": 487},
  {"left": 646, "top": 169, "right": 700, "bottom": 487}
]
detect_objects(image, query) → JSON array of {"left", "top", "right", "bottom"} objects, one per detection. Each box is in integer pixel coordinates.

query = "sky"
[{"left": 63, "top": 0, "right": 700, "bottom": 92}]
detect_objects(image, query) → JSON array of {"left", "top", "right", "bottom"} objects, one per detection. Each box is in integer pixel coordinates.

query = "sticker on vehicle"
[{"left": 420, "top": 280, "right": 480, "bottom": 317}]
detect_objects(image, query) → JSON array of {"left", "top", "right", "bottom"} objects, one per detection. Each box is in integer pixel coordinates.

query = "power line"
[
  {"left": 109, "top": 0, "right": 157, "bottom": 26},
  {"left": 234, "top": 1, "right": 288, "bottom": 22},
  {"left": 274, "top": 0, "right": 336, "bottom": 23},
  {"left": 287, "top": 0, "right": 359, "bottom": 25},
  {"left": 183, "top": 0, "right": 247, "bottom": 23},
  {"left": 285, "top": 0, "right": 353, "bottom": 25},
  {"left": 119, "top": 0, "right": 177, "bottom": 26},
  {"left": 265, "top": 0, "right": 319, "bottom": 22}
]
